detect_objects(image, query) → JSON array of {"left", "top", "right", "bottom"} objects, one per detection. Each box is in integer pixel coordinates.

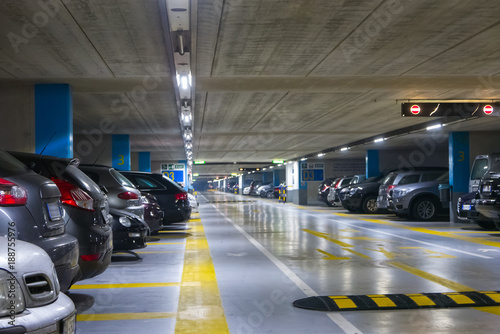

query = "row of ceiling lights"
[{"left": 166, "top": 0, "right": 194, "bottom": 167}]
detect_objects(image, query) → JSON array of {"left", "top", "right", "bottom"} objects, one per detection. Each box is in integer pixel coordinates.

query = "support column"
[
  {"left": 35, "top": 84, "right": 73, "bottom": 158},
  {"left": 295, "top": 161, "right": 308, "bottom": 205},
  {"left": 449, "top": 132, "right": 470, "bottom": 223},
  {"left": 238, "top": 175, "right": 243, "bottom": 195},
  {"left": 112, "top": 135, "right": 131, "bottom": 171},
  {"left": 366, "top": 150, "right": 380, "bottom": 178},
  {"left": 138, "top": 152, "right": 151, "bottom": 172},
  {"left": 273, "top": 170, "right": 280, "bottom": 186}
]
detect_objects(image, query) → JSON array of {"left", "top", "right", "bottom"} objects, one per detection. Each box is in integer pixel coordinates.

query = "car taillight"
[
  {"left": 175, "top": 192, "right": 188, "bottom": 201},
  {"left": 322, "top": 185, "right": 329, "bottom": 191},
  {"left": 387, "top": 185, "right": 396, "bottom": 194},
  {"left": 81, "top": 253, "right": 101, "bottom": 261},
  {"left": 118, "top": 191, "right": 139, "bottom": 200},
  {"left": 0, "top": 178, "right": 27, "bottom": 205},
  {"left": 51, "top": 177, "right": 94, "bottom": 211}
]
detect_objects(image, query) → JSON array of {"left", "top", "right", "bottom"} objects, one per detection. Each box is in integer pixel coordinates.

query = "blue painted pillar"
[
  {"left": 35, "top": 84, "right": 73, "bottom": 158},
  {"left": 138, "top": 152, "right": 151, "bottom": 172},
  {"left": 262, "top": 172, "right": 269, "bottom": 183},
  {"left": 112, "top": 135, "right": 131, "bottom": 171},
  {"left": 273, "top": 170, "right": 280, "bottom": 186},
  {"left": 449, "top": 132, "right": 470, "bottom": 222},
  {"left": 366, "top": 150, "right": 380, "bottom": 178}
]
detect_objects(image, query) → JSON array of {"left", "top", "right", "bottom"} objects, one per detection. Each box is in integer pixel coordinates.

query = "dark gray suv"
[{"left": 0, "top": 151, "right": 80, "bottom": 291}]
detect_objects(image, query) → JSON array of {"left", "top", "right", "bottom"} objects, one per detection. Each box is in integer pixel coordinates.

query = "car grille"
[{"left": 24, "top": 273, "right": 54, "bottom": 300}]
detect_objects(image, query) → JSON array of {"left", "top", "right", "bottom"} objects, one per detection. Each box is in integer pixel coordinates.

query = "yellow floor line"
[
  {"left": 77, "top": 312, "right": 176, "bottom": 321},
  {"left": 175, "top": 217, "right": 229, "bottom": 333},
  {"left": 146, "top": 242, "right": 185, "bottom": 245},
  {"left": 390, "top": 261, "right": 500, "bottom": 316},
  {"left": 333, "top": 213, "right": 500, "bottom": 248}
]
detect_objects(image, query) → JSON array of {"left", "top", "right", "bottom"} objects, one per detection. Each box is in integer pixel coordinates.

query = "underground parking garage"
[{"left": 2, "top": 0, "right": 500, "bottom": 333}]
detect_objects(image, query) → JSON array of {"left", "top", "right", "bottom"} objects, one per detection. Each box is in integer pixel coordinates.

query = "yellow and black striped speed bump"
[
  {"left": 293, "top": 291, "right": 500, "bottom": 311},
  {"left": 207, "top": 200, "right": 256, "bottom": 203}
]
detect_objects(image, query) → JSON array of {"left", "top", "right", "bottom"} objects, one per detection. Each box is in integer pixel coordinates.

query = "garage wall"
[
  {"left": 379, "top": 148, "right": 449, "bottom": 172},
  {"left": 469, "top": 131, "right": 500, "bottom": 168},
  {"left": 73, "top": 134, "right": 112, "bottom": 166},
  {"left": 0, "top": 85, "right": 35, "bottom": 153}
]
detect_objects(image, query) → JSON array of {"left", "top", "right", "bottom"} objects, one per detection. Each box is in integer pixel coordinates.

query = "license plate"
[
  {"left": 63, "top": 313, "right": 76, "bottom": 334},
  {"left": 462, "top": 204, "right": 472, "bottom": 211},
  {"left": 46, "top": 202, "right": 62, "bottom": 221},
  {"left": 483, "top": 185, "right": 492, "bottom": 192}
]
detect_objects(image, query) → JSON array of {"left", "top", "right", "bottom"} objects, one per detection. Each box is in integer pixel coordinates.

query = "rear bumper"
[{"left": 111, "top": 216, "right": 148, "bottom": 251}]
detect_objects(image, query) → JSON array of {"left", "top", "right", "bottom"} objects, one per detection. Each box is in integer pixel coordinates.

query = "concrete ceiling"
[{"left": 1, "top": 0, "right": 500, "bottom": 176}]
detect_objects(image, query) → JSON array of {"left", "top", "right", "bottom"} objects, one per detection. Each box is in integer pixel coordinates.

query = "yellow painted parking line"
[
  {"left": 406, "top": 294, "right": 436, "bottom": 306},
  {"left": 302, "top": 229, "right": 354, "bottom": 248},
  {"left": 448, "top": 231, "right": 500, "bottom": 234},
  {"left": 77, "top": 312, "right": 176, "bottom": 321},
  {"left": 157, "top": 235, "right": 189, "bottom": 239},
  {"left": 71, "top": 282, "right": 181, "bottom": 290},
  {"left": 175, "top": 217, "right": 229, "bottom": 334},
  {"left": 146, "top": 242, "right": 185, "bottom": 245},
  {"left": 342, "top": 247, "right": 372, "bottom": 259},
  {"left": 334, "top": 213, "right": 500, "bottom": 249},
  {"left": 188, "top": 218, "right": 201, "bottom": 222}
]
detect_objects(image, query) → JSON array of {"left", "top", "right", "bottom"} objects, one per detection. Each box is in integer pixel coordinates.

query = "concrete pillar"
[
  {"left": 112, "top": 134, "right": 131, "bottom": 171},
  {"left": 138, "top": 152, "right": 151, "bottom": 172},
  {"left": 449, "top": 132, "right": 470, "bottom": 223},
  {"left": 295, "top": 161, "right": 308, "bottom": 205},
  {"left": 238, "top": 175, "right": 243, "bottom": 194},
  {"left": 35, "top": 84, "right": 73, "bottom": 158},
  {"left": 366, "top": 150, "right": 380, "bottom": 178}
]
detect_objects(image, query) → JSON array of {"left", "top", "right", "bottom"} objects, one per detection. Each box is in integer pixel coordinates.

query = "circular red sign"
[
  {"left": 484, "top": 105, "right": 494, "bottom": 115},
  {"left": 410, "top": 105, "right": 420, "bottom": 115}
]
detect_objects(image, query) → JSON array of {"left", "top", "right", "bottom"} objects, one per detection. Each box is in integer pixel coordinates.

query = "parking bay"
[{"left": 70, "top": 191, "right": 500, "bottom": 333}]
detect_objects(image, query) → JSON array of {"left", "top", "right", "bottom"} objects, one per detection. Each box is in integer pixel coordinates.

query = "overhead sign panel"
[{"left": 401, "top": 103, "right": 500, "bottom": 117}]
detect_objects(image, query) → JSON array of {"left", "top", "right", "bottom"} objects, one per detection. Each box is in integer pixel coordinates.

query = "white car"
[
  {"left": 188, "top": 193, "right": 199, "bottom": 212},
  {"left": 243, "top": 186, "right": 251, "bottom": 195},
  {"left": 0, "top": 237, "right": 76, "bottom": 333}
]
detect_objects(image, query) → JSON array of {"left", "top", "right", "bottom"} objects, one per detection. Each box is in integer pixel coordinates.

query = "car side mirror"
[{"left": 100, "top": 185, "right": 108, "bottom": 194}]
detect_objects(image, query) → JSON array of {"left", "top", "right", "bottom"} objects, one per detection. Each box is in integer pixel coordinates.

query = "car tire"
[
  {"left": 326, "top": 200, "right": 334, "bottom": 207},
  {"left": 477, "top": 220, "right": 497, "bottom": 230},
  {"left": 361, "top": 195, "right": 378, "bottom": 214},
  {"left": 411, "top": 198, "right": 438, "bottom": 221},
  {"left": 266, "top": 191, "right": 274, "bottom": 199}
]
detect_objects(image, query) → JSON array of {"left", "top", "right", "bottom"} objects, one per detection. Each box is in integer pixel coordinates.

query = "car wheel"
[
  {"left": 411, "top": 198, "right": 438, "bottom": 221},
  {"left": 266, "top": 191, "right": 274, "bottom": 199},
  {"left": 362, "top": 196, "right": 378, "bottom": 214},
  {"left": 476, "top": 220, "right": 497, "bottom": 230},
  {"left": 326, "top": 200, "right": 334, "bottom": 207}
]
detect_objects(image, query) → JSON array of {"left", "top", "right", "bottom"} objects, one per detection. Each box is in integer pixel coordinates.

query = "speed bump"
[{"left": 293, "top": 291, "right": 500, "bottom": 311}]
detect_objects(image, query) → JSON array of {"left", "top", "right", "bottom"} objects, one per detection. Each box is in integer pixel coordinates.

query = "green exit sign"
[
  {"left": 272, "top": 160, "right": 284, "bottom": 164},
  {"left": 194, "top": 161, "right": 206, "bottom": 165}
]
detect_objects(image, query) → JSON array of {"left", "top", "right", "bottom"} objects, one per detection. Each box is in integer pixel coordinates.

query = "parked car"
[
  {"left": 391, "top": 171, "right": 449, "bottom": 221},
  {"left": 226, "top": 182, "right": 237, "bottom": 192},
  {"left": 318, "top": 178, "right": 339, "bottom": 204},
  {"left": 457, "top": 192, "right": 496, "bottom": 230},
  {"left": 109, "top": 208, "right": 149, "bottom": 251},
  {"left": 377, "top": 167, "right": 448, "bottom": 212},
  {"left": 141, "top": 192, "right": 164, "bottom": 232},
  {"left": 475, "top": 158, "right": 500, "bottom": 229},
  {"left": 188, "top": 192, "right": 199, "bottom": 212},
  {"left": 79, "top": 165, "right": 145, "bottom": 219},
  {"left": 0, "top": 151, "right": 80, "bottom": 292},
  {"left": 0, "top": 237, "right": 76, "bottom": 333},
  {"left": 340, "top": 174, "right": 386, "bottom": 213},
  {"left": 469, "top": 153, "right": 500, "bottom": 192},
  {"left": 120, "top": 171, "right": 192, "bottom": 224},
  {"left": 248, "top": 181, "right": 263, "bottom": 196},
  {"left": 326, "top": 176, "right": 354, "bottom": 207},
  {"left": 258, "top": 184, "right": 280, "bottom": 199},
  {"left": 256, "top": 183, "right": 273, "bottom": 197},
  {"left": 243, "top": 186, "right": 251, "bottom": 195},
  {"left": 10, "top": 152, "right": 113, "bottom": 280}
]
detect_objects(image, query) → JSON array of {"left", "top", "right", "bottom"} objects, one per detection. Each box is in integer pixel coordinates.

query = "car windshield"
[
  {"left": 471, "top": 158, "right": 488, "bottom": 180},
  {"left": 0, "top": 151, "right": 29, "bottom": 176},
  {"left": 110, "top": 169, "right": 136, "bottom": 188}
]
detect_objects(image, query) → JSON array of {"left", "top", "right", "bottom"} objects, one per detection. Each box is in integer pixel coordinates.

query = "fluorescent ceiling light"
[
  {"left": 270, "top": 166, "right": 274, "bottom": 169},
  {"left": 300, "top": 158, "right": 307, "bottom": 161},
  {"left": 426, "top": 124, "right": 442, "bottom": 131},
  {"left": 341, "top": 147, "right": 349, "bottom": 151},
  {"left": 317, "top": 153, "right": 325, "bottom": 157},
  {"left": 374, "top": 138, "right": 386, "bottom": 143}
]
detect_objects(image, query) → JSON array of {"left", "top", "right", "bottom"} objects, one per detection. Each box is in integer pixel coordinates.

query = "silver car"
[
  {"left": 79, "top": 165, "right": 145, "bottom": 219},
  {"left": 392, "top": 172, "right": 449, "bottom": 221},
  {"left": 0, "top": 237, "right": 76, "bottom": 333}
]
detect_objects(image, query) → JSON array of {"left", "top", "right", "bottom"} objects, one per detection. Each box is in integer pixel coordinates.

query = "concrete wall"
[
  {"left": 469, "top": 131, "right": 500, "bottom": 169},
  {"left": 379, "top": 148, "right": 448, "bottom": 172},
  {"left": 73, "top": 134, "right": 112, "bottom": 165},
  {"left": 0, "top": 85, "right": 35, "bottom": 153}
]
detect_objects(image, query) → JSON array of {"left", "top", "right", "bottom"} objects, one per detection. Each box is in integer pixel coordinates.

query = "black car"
[
  {"left": 476, "top": 160, "right": 500, "bottom": 229},
  {"left": 109, "top": 208, "right": 149, "bottom": 251},
  {"left": 120, "top": 171, "right": 191, "bottom": 224},
  {"left": 141, "top": 192, "right": 164, "bottom": 233},
  {"left": 340, "top": 174, "right": 386, "bottom": 213},
  {"left": 10, "top": 152, "right": 114, "bottom": 280},
  {"left": 0, "top": 151, "right": 80, "bottom": 291},
  {"left": 457, "top": 192, "right": 496, "bottom": 230}
]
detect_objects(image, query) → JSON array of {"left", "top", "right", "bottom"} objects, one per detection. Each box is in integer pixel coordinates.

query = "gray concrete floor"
[{"left": 71, "top": 191, "right": 500, "bottom": 333}]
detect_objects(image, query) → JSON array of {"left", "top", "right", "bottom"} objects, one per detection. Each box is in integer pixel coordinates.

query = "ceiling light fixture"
[
  {"left": 340, "top": 147, "right": 349, "bottom": 151},
  {"left": 426, "top": 124, "right": 442, "bottom": 131},
  {"left": 317, "top": 153, "right": 325, "bottom": 157},
  {"left": 374, "top": 138, "right": 386, "bottom": 143}
]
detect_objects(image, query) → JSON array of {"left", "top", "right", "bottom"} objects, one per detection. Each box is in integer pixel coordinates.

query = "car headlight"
[
  {"left": 349, "top": 187, "right": 359, "bottom": 196},
  {"left": 119, "top": 216, "right": 132, "bottom": 227},
  {"left": 0, "top": 269, "right": 25, "bottom": 317}
]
